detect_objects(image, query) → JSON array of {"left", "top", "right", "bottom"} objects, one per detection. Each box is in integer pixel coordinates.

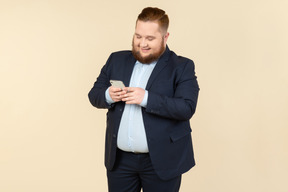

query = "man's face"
[{"left": 132, "top": 20, "right": 169, "bottom": 64}]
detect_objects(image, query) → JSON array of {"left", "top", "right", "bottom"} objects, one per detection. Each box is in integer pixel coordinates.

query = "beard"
[{"left": 132, "top": 38, "right": 166, "bottom": 64}]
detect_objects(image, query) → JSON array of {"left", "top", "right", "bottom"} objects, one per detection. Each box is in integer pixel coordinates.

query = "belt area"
[{"left": 117, "top": 148, "right": 149, "bottom": 155}]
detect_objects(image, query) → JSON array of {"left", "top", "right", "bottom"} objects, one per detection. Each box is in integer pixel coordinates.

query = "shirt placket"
[{"left": 128, "top": 64, "right": 146, "bottom": 152}]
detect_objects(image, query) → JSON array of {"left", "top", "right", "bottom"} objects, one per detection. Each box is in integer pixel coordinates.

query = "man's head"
[{"left": 132, "top": 7, "right": 170, "bottom": 64}]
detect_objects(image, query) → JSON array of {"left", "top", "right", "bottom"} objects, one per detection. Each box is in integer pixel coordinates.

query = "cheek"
[
  {"left": 133, "top": 37, "right": 140, "bottom": 44},
  {"left": 150, "top": 41, "right": 161, "bottom": 50},
  {"left": 134, "top": 41, "right": 141, "bottom": 48}
]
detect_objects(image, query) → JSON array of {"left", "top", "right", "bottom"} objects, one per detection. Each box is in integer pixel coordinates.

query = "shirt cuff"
[
  {"left": 140, "top": 90, "right": 148, "bottom": 108},
  {"left": 105, "top": 87, "right": 115, "bottom": 104}
]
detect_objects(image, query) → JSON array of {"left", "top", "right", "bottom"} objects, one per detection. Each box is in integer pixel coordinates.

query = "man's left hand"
[{"left": 122, "top": 87, "right": 145, "bottom": 105}]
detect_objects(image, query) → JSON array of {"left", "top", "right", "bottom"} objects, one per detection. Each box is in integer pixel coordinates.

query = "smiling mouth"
[{"left": 141, "top": 48, "right": 151, "bottom": 53}]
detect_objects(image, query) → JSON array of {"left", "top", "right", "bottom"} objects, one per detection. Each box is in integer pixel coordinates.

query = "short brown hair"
[{"left": 137, "top": 7, "right": 169, "bottom": 33}]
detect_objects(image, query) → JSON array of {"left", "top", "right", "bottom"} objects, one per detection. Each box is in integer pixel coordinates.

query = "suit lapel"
[
  {"left": 146, "top": 46, "right": 170, "bottom": 90},
  {"left": 123, "top": 54, "right": 136, "bottom": 87}
]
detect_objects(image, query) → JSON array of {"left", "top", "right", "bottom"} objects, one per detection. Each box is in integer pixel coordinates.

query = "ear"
[{"left": 164, "top": 32, "right": 170, "bottom": 44}]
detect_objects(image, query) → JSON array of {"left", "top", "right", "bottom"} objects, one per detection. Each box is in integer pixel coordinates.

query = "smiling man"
[
  {"left": 132, "top": 18, "right": 169, "bottom": 64},
  {"left": 88, "top": 7, "right": 200, "bottom": 192}
]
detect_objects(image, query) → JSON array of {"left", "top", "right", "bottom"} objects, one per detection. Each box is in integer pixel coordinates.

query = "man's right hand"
[{"left": 109, "top": 87, "right": 127, "bottom": 102}]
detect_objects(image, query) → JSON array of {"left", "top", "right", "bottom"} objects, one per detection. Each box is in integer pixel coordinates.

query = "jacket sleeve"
[
  {"left": 145, "top": 60, "right": 199, "bottom": 121},
  {"left": 88, "top": 54, "right": 113, "bottom": 109}
]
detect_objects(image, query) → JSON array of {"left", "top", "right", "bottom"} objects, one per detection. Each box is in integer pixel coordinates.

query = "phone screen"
[{"left": 110, "top": 80, "right": 125, "bottom": 89}]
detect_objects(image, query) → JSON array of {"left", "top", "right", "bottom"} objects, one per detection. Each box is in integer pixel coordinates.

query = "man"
[{"left": 88, "top": 7, "right": 199, "bottom": 192}]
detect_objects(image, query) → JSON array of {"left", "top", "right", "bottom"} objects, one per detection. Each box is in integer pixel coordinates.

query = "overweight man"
[{"left": 88, "top": 7, "right": 199, "bottom": 192}]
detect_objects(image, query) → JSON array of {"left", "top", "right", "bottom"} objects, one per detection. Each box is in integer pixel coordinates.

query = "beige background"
[{"left": 1, "top": 0, "right": 287, "bottom": 191}]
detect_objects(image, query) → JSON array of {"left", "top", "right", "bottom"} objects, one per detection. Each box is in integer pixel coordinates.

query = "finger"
[
  {"left": 121, "top": 90, "right": 127, "bottom": 95},
  {"left": 122, "top": 95, "right": 130, "bottom": 101},
  {"left": 113, "top": 94, "right": 124, "bottom": 102},
  {"left": 125, "top": 99, "right": 136, "bottom": 104},
  {"left": 126, "top": 87, "right": 135, "bottom": 92},
  {"left": 110, "top": 87, "right": 122, "bottom": 92},
  {"left": 116, "top": 95, "right": 122, "bottom": 100}
]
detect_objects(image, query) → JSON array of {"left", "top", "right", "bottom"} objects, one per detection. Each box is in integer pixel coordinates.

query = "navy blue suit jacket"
[{"left": 88, "top": 46, "right": 199, "bottom": 180}]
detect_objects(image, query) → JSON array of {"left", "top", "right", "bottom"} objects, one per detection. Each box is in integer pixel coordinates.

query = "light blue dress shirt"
[{"left": 105, "top": 60, "right": 157, "bottom": 153}]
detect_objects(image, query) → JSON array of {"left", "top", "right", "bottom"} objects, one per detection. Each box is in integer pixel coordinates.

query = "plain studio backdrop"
[{"left": 1, "top": 0, "right": 287, "bottom": 191}]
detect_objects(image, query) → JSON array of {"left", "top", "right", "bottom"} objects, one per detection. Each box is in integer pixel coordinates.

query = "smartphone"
[{"left": 110, "top": 80, "right": 125, "bottom": 90}]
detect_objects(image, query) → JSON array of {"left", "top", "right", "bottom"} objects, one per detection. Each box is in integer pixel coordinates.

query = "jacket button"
[{"left": 113, "top": 134, "right": 116, "bottom": 138}]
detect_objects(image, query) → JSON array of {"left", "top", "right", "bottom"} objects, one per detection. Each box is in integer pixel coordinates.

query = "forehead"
[{"left": 135, "top": 20, "right": 162, "bottom": 36}]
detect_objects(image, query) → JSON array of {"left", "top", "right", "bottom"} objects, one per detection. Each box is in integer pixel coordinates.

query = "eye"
[
  {"left": 147, "top": 37, "right": 155, "bottom": 41},
  {"left": 136, "top": 35, "right": 141, "bottom": 39}
]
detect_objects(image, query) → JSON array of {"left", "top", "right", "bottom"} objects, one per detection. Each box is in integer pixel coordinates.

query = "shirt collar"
[{"left": 136, "top": 60, "right": 157, "bottom": 66}]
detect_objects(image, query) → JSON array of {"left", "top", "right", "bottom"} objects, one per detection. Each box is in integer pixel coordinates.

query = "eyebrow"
[{"left": 135, "top": 33, "right": 156, "bottom": 39}]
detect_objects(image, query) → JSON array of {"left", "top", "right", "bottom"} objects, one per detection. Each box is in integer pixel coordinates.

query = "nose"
[{"left": 140, "top": 39, "right": 148, "bottom": 47}]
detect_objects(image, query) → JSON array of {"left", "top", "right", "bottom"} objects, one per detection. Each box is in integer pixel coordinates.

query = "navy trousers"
[{"left": 107, "top": 148, "right": 182, "bottom": 192}]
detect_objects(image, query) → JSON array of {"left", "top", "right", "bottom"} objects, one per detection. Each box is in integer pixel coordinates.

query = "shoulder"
[
  {"left": 167, "top": 50, "right": 195, "bottom": 67},
  {"left": 110, "top": 50, "right": 132, "bottom": 58},
  {"left": 105, "top": 50, "right": 134, "bottom": 66}
]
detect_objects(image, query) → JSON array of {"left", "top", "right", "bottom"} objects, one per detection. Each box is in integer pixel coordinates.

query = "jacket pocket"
[{"left": 169, "top": 127, "right": 192, "bottom": 143}]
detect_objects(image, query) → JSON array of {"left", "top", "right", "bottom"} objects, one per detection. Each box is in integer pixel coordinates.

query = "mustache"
[{"left": 131, "top": 37, "right": 165, "bottom": 64}]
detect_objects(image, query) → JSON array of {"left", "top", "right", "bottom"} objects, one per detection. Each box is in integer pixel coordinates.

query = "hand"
[
  {"left": 109, "top": 87, "right": 127, "bottom": 102},
  {"left": 121, "top": 87, "right": 145, "bottom": 105}
]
